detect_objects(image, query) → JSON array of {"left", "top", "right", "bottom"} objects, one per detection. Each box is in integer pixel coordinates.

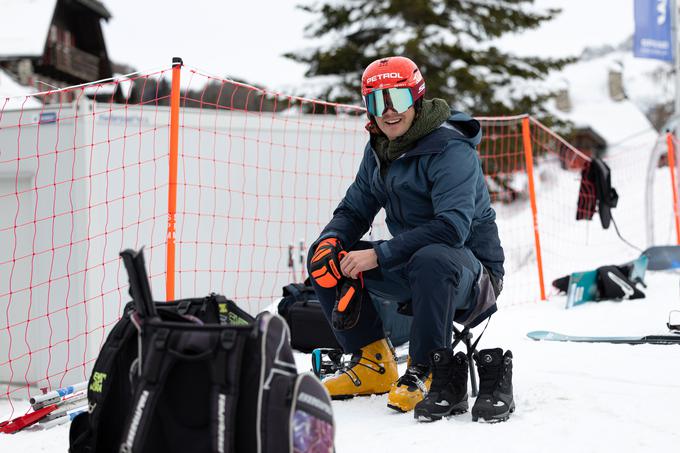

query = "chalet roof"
[
  {"left": 573, "top": 126, "right": 607, "bottom": 149},
  {"left": 0, "top": 0, "right": 111, "bottom": 58},
  {"left": 75, "top": 0, "right": 110, "bottom": 19},
  {"left": 547, "top": 52, "right": 657, "bottom": 148}
]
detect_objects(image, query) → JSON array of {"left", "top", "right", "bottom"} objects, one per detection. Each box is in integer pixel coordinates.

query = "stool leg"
[
  {"left": 453, "top": 326, "right": 479, "bottom": 397},
  {"left": 451, "top": 325, "right": 464, "bottom": 349},
  {"left": 467, "top": 346, "right": 478, "bottom": 397}
]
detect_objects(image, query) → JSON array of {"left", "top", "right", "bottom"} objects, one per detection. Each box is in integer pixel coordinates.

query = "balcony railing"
[{"left": 44, "top": 43, "right": 100, "bottom": 82}]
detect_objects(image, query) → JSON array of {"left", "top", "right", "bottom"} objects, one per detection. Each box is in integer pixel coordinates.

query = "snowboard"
[
  {"left": 527, "top": 330, "right": 680, "bottom": 345},
  {"left": 564, "top": 254, "right": 648, "bottom": 309},
  {"left": 629, "top": 253, "right": 649, "bottom": 283},
  {"left": 565, "top": 269, "right": 598, "bottom": 309},
  {"left": 643, "top": 245, "right": 680, "bottom": 271}
]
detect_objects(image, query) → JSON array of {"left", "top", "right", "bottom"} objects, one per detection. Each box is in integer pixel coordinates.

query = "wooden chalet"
[{"left": 0, "top": 0, "right": 113, "bottom": 101}]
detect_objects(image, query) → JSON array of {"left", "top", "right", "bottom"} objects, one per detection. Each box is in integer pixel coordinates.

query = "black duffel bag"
[
  {"left": 277, "top": 278, "right": 412, "bottom": 352},
  {"left": 277, "top": 280, "right": 341, "bottom": 352},
  {"left": 70, "top": 249, "right": 335, "bottom": 453}
]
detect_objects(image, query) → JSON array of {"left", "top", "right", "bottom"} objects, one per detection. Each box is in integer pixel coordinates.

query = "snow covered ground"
[
  {"left": 1, "top": 271, "right": 678, "bottom": 452},
  {"left": 323, "top": 272, "right": 680, "bottom": 453}
]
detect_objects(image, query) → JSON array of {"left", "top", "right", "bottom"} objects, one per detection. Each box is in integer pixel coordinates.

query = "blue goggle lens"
[{"left": 364, "top": 88, "right": 414, "bottom": 117}]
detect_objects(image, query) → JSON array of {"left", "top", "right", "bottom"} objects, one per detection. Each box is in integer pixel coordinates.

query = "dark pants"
[{"left": 308, "top": 241, "right": 481, "bottom": 365}]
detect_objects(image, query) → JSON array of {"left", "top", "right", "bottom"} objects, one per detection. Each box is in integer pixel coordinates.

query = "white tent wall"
[
  {"left": 1, "top": 103, "right": 89, "bottom": 389},
  {"left": 0, "top": 100, "right": 170, "bottom": 389}
]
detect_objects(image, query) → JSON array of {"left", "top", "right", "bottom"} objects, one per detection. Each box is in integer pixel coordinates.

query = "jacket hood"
[
  {"left": 401, "top": 109, "right": 482, "bottom": 158},
  {"left": 445, "top": 110, "right": 482, "bottom": 147}
]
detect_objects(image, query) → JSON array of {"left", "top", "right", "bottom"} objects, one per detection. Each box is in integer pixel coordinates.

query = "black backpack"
[{"left": 70, "top": 249, "right": 335, "bottom": 453}]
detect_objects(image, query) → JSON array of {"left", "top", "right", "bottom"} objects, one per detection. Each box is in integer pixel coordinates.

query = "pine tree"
[{"left": 285, "top": 0, "right": 574, "bottom": 117}]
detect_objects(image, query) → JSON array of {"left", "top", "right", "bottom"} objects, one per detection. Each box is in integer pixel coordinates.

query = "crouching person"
[{"left": 307, "top": 56, "right": 513, "bottom": 422}]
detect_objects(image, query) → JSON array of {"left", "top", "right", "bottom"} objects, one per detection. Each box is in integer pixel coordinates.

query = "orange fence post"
[
  {"left": 166, "top": 57, "right": 182, "bottom": 301},
  {"left": 521, "top": 117, "right": 546, "bottom": 301},
  {"left": 665, "top": 132, "right": 680, "bottom": 245}
]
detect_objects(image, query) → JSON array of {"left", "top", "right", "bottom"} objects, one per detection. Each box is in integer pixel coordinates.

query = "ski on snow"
[{"left": 527, "top": 330, "right": 680, "bottom": 345}]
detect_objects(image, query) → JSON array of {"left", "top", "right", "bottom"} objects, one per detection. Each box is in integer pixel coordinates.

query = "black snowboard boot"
[
  {"left": 413, "top": 348, "right": 469, "bottom": 422},
  {"left": 472, "top": 348, "right": 515, "bottom": 422}
]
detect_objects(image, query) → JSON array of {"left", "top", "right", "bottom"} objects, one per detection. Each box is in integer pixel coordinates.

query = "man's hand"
[{"left": 340, "top": 249, "right": 378, "bottom": 279}]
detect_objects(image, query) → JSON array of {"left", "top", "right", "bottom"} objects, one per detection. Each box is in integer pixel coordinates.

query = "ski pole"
[
  {"left": 31, "top": 391, "right": 86, "bottom": 411},
  {"left": 288, "top": 244, "right": 295, "bottom": 281},
  {"left": 43, "top": 394, "right": 88, "bottom": 421},
  {"left": 37, "top": 407, "right": 87, "bottom": 430},
  {"left": 299, "top": 238, "right": 306, "bottom": 282},
  {"left": 30, "top": 381, "right": 87, "bottom": 408}
]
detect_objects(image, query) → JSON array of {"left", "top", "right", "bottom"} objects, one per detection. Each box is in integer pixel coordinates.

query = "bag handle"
[{"left": 282, "top": 283, "right": 303, "bottom": 300}]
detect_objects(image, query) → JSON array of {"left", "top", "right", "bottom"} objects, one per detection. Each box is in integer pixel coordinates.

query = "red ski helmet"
[{"left": 361, "top": 56, "right": 425, "bottom": 117}]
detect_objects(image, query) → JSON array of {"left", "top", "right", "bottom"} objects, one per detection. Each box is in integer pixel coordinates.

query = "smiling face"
[{"left": 375, "top": 106, "right": 416, "bottom": 141}]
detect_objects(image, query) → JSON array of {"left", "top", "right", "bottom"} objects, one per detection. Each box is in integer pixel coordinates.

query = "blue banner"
[{"left": 634, "top": 0, "right": 674, "bottom": 62}]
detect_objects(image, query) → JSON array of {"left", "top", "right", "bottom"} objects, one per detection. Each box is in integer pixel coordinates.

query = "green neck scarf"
[{"left": 372, "top": 98, "right": 451, "bottom": 170}]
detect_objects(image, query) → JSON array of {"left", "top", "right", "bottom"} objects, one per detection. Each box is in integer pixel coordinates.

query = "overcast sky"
[{"left": 102, "top": 0, "right": 636, "bottom": 91}]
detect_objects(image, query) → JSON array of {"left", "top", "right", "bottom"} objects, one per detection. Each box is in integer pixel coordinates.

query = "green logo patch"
[
  {"left": 90, "top": 371, "right": 107, "bottom": 393},
  {"left": 227, "top": 312, "right": 249, "bottom": 326},
  {"left": 218, "top": 303, "right": 248, "bottom": 325}
]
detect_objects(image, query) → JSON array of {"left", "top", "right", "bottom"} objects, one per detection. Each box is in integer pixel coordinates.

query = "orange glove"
[
  {"left": 310, "top": 238, "right": 345, "bottom": 288},
  {"left": 332, "top": 275, "right": 364, "bottom": 331}
]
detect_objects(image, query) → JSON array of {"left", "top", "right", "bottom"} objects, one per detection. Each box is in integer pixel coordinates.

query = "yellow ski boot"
[
  {"left": 322, "top": 338, "right": 398, "bottom": 399},
  {"left": 387, "top": 362, "right": 432, "bottom": 412}
]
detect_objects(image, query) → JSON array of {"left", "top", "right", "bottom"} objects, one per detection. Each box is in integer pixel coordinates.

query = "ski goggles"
[{"left": 364, "top": 87, "right": 415, "bottom": 117}]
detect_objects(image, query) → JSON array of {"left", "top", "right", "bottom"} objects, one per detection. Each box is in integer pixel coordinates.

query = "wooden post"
[
  {"left": 166, "top": 57, "right": 182, "bottom": 301},
  {"left": 522, "top": 117, "right": 546, "bottom": 301}
]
